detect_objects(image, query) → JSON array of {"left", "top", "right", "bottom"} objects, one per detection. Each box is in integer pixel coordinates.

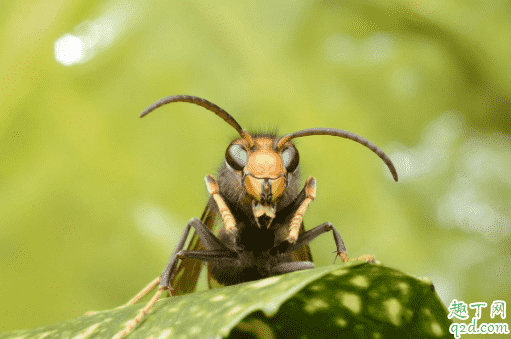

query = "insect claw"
[
  {"left": 333, "top": 253, "right": 375, "bottom": 264},
  {"left": 286, "top": 229, "right": 299, "bottom": 244},
  {"left": 334, "top": 251, "right": 349, "bottom": 263},
  {"left": 224, "top": 216, "right": 237, "bottom": 234}
]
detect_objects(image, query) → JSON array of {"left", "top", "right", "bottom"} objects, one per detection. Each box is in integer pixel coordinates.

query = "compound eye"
[
  {"left": 281, "top": 147, "right": 299, "bottom": 173},
  {"left": 225, "top": 144, "right": 248, "bottom": 171}
]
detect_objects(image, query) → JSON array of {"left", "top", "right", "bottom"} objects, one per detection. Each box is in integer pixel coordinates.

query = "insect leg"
[
  {"left": 161, "top": 218, "right": 235, "bottom": 289},
  {"left": 287, "top": 177, "right": 316, "bottom": 244},
  {"left": 121, "top": 276, "right": 162, "bottom": 307},
  {"left": 84, "top": 277, "right": 162, "bottom": 317},
  {"left": 283, "top": 222, "right": 374, "bottom": 264},
  {"left": 113, "top": 217, "right": 236, "bottom": 339},
  {"left": 281, "top": 222, "right": 344, "bottom": 256},
  {"left": 177, "top": 249, "right": 238, "bottom": 264},
  {"left": 112, "top": 285, "right": 165, "bottom": 339},
  {"left": 271, "top": 261, "right": 315, "bottom": 275},
  {"left": 205, "top": 174, "right": 237, "bottom": 235},
  {"left": 112, "top": 220, "right": 196, "bottom": 339}
]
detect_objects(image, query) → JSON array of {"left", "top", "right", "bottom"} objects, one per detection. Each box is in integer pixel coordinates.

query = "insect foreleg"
[
  {"left": 287, "top": 177, "right": 316, "bottom": 243},
  {"left": 205, "top": 174, "right": 237, "bottom": 235}
]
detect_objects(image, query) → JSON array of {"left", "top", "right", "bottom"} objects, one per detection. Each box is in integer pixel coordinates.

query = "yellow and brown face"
[{"left": 225, "top": 136, "right": 299, "bottom": 228}]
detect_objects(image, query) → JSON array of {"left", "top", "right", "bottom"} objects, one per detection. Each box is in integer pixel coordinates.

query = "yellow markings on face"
[
  {"left": 247, "top": 150, "right": 284, "bottom": 179},
  {"left": 350, "top": 275, "right": 370, "bottom": 288},
  {"left": 246, "top": 137, "right": 284, "bottom": 179},
  {"left": 270, "top": 175, "right": 286, "bottom": 201},
  {"left": 237, "top": 136, "right": 292, "bottom": 202},
  {"left": 244, "top": 174, "right": 261, "bottom": 199},
  {"left": 383, "top": 298, "right": 402, "bottom": 326},
  {"left": 304, "top": 298, "right": 329, "bottom": 314}
]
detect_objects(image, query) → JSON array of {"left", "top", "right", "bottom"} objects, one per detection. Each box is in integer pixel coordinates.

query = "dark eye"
[
  {"left": 225, "top": 144, "right": 248, "bottom": 170},
  {"left": 281, "top": 147, "right": 299, "bottom": 172}
]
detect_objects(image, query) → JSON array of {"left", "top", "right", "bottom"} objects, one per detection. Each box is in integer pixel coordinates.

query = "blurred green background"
[{"left": 1, "top": 0, "right": 510, "bottom": 337}]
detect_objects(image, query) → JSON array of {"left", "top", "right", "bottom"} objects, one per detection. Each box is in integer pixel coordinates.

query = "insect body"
[{"left": 112, "top": 95, "right": 398, "bottom": 338}]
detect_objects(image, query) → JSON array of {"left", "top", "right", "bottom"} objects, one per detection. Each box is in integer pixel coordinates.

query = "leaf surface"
[{"left": 0, "top": 262, "right": 452, "bottom": 339}]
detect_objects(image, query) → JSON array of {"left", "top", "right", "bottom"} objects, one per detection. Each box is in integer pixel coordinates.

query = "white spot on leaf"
[
  {"left": 384, "top": 298, "right": 402, "bottom": 326},
  {"left": 310, "top": 284, "right": 324, "bottom": 291},
  {"left": 350, "top": 275, "right": 370, "bottom": 288},
  {"left": 331, "top": 269, "right": 349, "bottom": 276},
  {"left": 338, "top": 292, "right": 361, "bottom": 314},
  {"left": 227, "top": 306, "right": 242, "bottom": 316},
  {"left": 396, "top": 281, "right": 410, "bottom": 296},
  {"left": 304, "top": 298, "right": 329, "bottom": 314},
  {"left": 211, "top": 295, "right": 226, "bottom": 301},
  {"left": 369, "top": 290, "right": 379, "bottom": 298},
  {"left": 157, "top": 329, "right": 172, "bottom": 339},
  {"left": 251, "top": 276, "right": 280, "bottom": 288},
  {"left": 335, "top": 318, "right": 347, "bottom": 327},
  {"left": 431, "top": 322, "right": 443, "bottom": 336}
]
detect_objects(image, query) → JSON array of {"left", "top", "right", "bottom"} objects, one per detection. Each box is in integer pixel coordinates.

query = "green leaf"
[{"left": 0, "top": 262, "right": 452, "bottom": 339}]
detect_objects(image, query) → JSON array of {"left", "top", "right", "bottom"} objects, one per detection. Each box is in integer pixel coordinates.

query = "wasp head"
[
  {"left": 225, "top": 135, "right": 299, "bottom": 228},
  {"left": 139, "top": 95, "right": 398, "bottom": 229}
]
